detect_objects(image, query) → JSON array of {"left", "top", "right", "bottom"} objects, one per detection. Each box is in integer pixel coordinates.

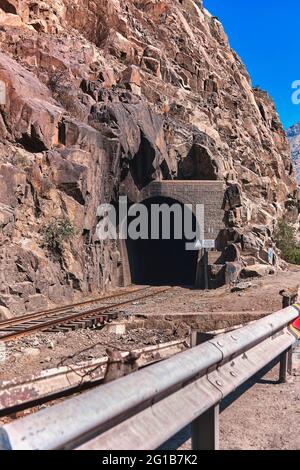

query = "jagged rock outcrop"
[
  {"left": 0, "top": 0, "right": 299, "bottom": 313},
  {"left": 287, "top": 122, "right": 300, "bottom": 184}
]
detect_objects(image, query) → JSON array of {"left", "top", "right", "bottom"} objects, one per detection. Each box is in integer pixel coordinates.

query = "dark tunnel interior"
[{"left": 125, "top": 197, "right": 199, "bottom": 286}]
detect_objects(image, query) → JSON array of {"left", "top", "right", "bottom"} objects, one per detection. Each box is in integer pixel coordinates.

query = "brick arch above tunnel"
[{"left": 123, "top": 180, "right": 226, "bottom": 241}]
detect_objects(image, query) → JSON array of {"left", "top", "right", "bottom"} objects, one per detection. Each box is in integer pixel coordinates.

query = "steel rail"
[
  {"left": 0, "top": 286, "right": 153, "bottom": 329},
  {"left": 0, "top": 287, "right": 171, "bottom": 342},
  {"left": 0, "top": 305, "right": 298, "bottom": 450}
]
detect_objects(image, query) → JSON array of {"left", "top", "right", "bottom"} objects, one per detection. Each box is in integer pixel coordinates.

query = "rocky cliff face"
[
  {"left": 287, "top": 122, "right": 300, "bottom": 184},
  {"left": 0, "top": 0, "right": 298, "bottom": 316}
]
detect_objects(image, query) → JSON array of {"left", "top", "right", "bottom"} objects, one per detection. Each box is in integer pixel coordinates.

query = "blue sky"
[{"left": 203, "top": 0, "right": 300, "bottom": 129}]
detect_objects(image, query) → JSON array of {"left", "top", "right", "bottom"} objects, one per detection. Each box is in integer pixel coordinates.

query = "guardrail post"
[
  {"left": 191, "top": 330, "right": 220, "bottom": 450},
  {"left": 279, "top": 290, "right": 298, "bottom": 382},
  {"left": 192, "top": 405, "right": 220, "bottom": 450},
  {"left": 279, "top": 348, "right": 292, "bottom": 383},
  {"left": 288, "top": 346, "right": 294, "bottom": 375},
  {"left": 191, "top": 331, "right": 215, "bottom": 349},
  {"left": 280, "top": 287, "right": 299, "bottom": 309}
]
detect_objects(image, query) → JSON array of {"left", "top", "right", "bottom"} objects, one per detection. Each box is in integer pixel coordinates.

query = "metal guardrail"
[{"left": 0, "top": 305, "right": 299, "bottom": 451}]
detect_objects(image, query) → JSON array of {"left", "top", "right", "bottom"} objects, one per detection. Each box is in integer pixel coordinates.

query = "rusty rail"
[
  {"left": 0, "top": 286, "right": 152, "bottom": 329},
  {"left": 0, "top": 305, "right": 299, "bottom": 450},
  {"left": 0, "top": 287, "right": 171, "bottom": 342}
]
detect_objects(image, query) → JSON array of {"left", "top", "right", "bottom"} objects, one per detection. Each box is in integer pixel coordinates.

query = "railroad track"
[{"left": 0, "top": 286, "right": 172, "bottom": 343}]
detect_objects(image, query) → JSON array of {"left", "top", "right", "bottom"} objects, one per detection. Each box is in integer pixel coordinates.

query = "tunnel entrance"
[{"left": 125, "top": 197, "right": 198, "bottom": 286}]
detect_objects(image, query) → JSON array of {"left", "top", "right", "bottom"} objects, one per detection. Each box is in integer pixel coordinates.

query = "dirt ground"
[
  {"left": 0, "top": 266, "right": 299, "bottom": 449},
  {"left": 220, "top": 367, "right": 300, "bottom": 450},
  {"left": 115, "top": 265, "right": 300, "bottom": 316},
  {"left": 171, "top": 365, "right": 300, "bottom": 451}
]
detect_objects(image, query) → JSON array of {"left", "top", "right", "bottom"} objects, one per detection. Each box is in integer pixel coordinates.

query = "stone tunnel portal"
[{"left": 119, "top": 181, "right": 226, "bottom": 288}]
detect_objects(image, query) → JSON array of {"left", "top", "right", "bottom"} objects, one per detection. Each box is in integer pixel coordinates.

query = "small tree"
[
  {"left": 42, "top": 218, "right": 75, "bottom": 254},
  {"left": 274, "top": 220, "right": 300, "bottom": 264},
  {"left": 293, "top": 250, "right": 300, "bottom": 264}
]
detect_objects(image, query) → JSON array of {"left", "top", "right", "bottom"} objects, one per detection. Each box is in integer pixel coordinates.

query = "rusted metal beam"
[{"left": 0, "top": 340, "right": 187, "bottom": 415}]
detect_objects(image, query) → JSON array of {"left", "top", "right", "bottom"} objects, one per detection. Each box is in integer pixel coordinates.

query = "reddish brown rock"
[
  {"left": 287, "top": 122, "right": 300, "bottom": 185},
  {"left": 0, "top": 0, "right": 298, "bottom": 313},
  {"left": 120, "top": 66, "right": 141, "bottom": 95}
]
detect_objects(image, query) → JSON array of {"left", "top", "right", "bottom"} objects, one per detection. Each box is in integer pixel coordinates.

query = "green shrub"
[
  {"left": 42, "top": 218, "right": 75, "bottom": 253},
  {"left": 291, "top": 249, "right": 300, "bottom": 264},
  {"left": 274, "top": 220, "right": 300, "bottom": 265}
]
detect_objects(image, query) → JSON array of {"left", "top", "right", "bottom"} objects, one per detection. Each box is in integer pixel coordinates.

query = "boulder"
[
  {"left": 225, "top": 262, "right": 242, "bottom": 284},
  {"left": 241, "top": 264, "right": 275, "bottom": 279},
  {"left": 231, "top": 282, "right": 252, "bottom": 293}
]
